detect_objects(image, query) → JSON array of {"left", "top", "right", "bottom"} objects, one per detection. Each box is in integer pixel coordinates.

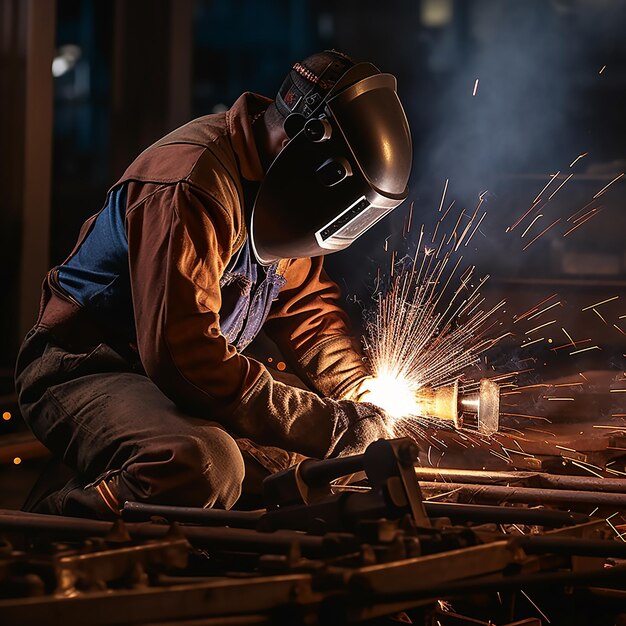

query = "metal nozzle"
[
  {"left": 413, "top": 378, "right": 501, "bottom": 434},
  {"left": 414, "top": 381, "right": 462, "bottom": 428},
  {"left": 459, "top": 378, "right": 500, "bottom": 435}
]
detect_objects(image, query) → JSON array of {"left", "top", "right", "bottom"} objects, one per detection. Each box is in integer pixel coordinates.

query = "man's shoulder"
[{"left": 116, "top": 112, "right": 241, "bottom": 195}]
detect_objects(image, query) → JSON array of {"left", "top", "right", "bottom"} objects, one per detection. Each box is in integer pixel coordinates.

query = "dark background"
[{"left": 1, "top": 0, "right": 625, "bottom": 503}]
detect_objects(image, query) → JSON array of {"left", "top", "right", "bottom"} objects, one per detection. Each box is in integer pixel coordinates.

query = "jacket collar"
[{"left": 226, "top": 92, "right": 272, "bottom": 183}]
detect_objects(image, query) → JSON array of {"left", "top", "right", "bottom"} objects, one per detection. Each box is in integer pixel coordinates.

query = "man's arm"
[
  {"left": 126, "top": 181, "right": 388, "bottom": 458},
  {"left": 264, "top": 257, "right": 371, "bottom": 400}
]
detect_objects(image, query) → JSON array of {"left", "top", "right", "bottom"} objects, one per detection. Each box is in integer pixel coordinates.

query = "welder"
[{"left": 15, "top": 51, "right": 413, "bottom": 519}]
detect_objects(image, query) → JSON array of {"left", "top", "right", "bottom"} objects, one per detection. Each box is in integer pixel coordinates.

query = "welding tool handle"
[{"left": 298, "top": 454, "right": 365, "bottom": 487}]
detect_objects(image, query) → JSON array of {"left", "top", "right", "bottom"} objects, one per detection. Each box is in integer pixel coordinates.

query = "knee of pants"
[{"left": 124, "top": 429, "right": 245, "bottom": 510}]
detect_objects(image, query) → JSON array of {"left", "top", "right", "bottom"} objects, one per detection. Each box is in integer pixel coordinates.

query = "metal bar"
[
  {"left": 0, "top": 509, "right": 346, "bottom": 558},
  {"left": 415, "top": 467, "right": 626, "bottom": 493},
  {"left": 122, "top": 501, "right": 262, "bottom": 528},
  {"left": 0, "top": 572, "right": 314, "bottom": 626},
  {"left": 424, "top": 501, "right": 587, "bottom": 526},
  {"left": 345, "top": 540, "right": 522, "bottom": 595},
  {"left": 126, "top": 499, "right": 586, "bottom": 531},
  {"left": 418, "top": 481, "right": 626, "bottom": 508}
]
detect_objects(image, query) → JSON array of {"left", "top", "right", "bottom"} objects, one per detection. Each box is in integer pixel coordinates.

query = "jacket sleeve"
[
  {"left": 264, "top": 257, "right": 371, "bottom": 400},
  {"left": 126, "top": 182, "right": 389, "bottom": 458}
]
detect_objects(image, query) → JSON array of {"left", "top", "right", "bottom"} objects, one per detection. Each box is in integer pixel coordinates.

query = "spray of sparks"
[
  {"left": 362, "top": 202, "right": 507, "bottom": 437},
  {"left": 358, "top": 160, "right": 624, "bottom": 469}
]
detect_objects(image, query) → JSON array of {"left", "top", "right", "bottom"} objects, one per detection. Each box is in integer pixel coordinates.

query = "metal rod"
[
  {"left": 122, "top": 501, "right": 261, "bottom": 528},
  {"left": 418, "top": 481, "right": 626, "bottom": 508},
  {"left": 0, "top": 509, "right": 343, "bottom": 558},
  {"left": 415, "top": 467, "right": 626, "bottom": 494},
  {"left": 424, "top": 502, "right": 587, "bottom": 526},
  {"left": 123, "top": 500, "right": 585, "bottom": 530}
]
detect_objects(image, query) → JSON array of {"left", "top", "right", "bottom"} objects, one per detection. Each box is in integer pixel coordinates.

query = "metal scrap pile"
[{"left": 1, "top": 437, "right": 626, "bottom": 626}]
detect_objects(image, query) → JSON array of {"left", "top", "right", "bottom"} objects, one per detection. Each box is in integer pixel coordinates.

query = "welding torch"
[{"left": 360, "top": 377, "right": 501, "bottom": 434}]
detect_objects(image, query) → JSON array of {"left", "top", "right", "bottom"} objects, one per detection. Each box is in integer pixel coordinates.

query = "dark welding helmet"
[{"left": 250, "top": 55, "right": 412, "bottom": 265}]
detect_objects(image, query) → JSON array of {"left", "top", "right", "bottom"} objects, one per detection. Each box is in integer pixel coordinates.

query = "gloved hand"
[
  {"left": 229, "top": 368, "right": 393, "bottom": 459},
  {"left": 330, "top": 397, "right": 395, "bottom": 456}
]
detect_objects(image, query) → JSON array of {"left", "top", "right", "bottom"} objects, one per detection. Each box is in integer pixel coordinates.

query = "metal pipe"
[
  {"left": 418, "top": 481, "right": 626, "bottom": 508},
  {"left": 0, "top": 508, "right": 346, "bottom": 558},
  {"left": 122, "top": 501, "right": 261, "bottom": 528},
  {"left": 415, "top": 467, "right": 626, "bottom": 494},
  {"left": 423, "top": 502, "right": 587, "bottom": 526},
  {"left": 121, "top": 500, "right": 585, "bottom": 530}
]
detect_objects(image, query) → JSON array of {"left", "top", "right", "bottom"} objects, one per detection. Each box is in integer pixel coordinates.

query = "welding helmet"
[{"left": 250, "top": 52, "right": 412, "bottom": 265}]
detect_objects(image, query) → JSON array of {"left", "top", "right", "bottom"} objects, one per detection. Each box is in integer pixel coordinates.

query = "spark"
[
  {"left": 522, "top": 218, "right": 561, "bottom": 251},
  {"left": 572, "top": 207, "right": 599, "bottom": 224},
  {"left": 610, "top": 389, "right": 626, "bottom": 393},
  {"left": 552, "top": 338, "right": 591, "bottom": 352},
  {"left": 508, "top": 199, "right": 543, "bottom": 232},
  {"left": 465, "top": 211, "right": 487, "bottom": 247},
  {"left": 438, "top": 179, "right": 449, "bottom": 212},
  {"left": 582, "top": 296, "right": 618, "bottom": 311},
  {"left": 520, "top": 590, "right": 551, "bottom": 623},
  {"left": 362, "top": 212, "right": 505, "bottom": 433},
  {"left": 472, "top": 78, "right": 479, "bottom": 96},
  {"left": 592, "top": 308, "right": 608, "bottom": 325},
  {"left": 447, "top": 208, "right": 467, "bottom": 245},
  {"left": 567, "top": 199, "right": 597, "bottom": 222},
  {"left": 520, "top": 337, "right": 545, "bottom": 348},
  {"left": 569, "top": 459, "right": 604, "bottom": 479},
  {"left": 599, "top": 65, "right": 606, "bottom": 74},
  {"left": 563, "top": 207, "right": 602, "bottom": 237},
  {"left": 533, "top": 171, "right": 561, "bottom": 204},
  {"left": 526, "top": 319, "right": 556, "bottom": 334},
  {"left": 569, "top": 345, "right": 601, "bottom": 356},
  {"left": 547, "top": 173, "right": 574, "bottom": 200},
  {"left": 521, "top": 214, "right": 543, "bottom": 238},
  {"left": 569, "top": 152, "right": 589, "bottom": 167},
  {"left": 592, "top": 172, "right": 624, "bottom": 199},
  {"left": 514, "top": 293, "right": 559, "bottom": 323},
  {"left": 407, "top": 201, "right": 414, "bottom": 233},
  {"left": 607, "top": 518, "right": 626, "bottom": 542},
  {"left": 501, "top": 412, "right": 551, "bottom": 422},
  {"left": 546, "top": 397, "right": 575, "bottom": 401}
]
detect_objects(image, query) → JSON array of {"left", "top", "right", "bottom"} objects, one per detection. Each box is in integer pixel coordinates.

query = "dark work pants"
[{"left": 15, "top": 326, "right": 299, "bottom": 519}]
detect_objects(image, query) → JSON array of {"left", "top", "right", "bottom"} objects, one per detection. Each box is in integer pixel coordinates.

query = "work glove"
[{"left": 229, "top": 369, "right": 393, "bottom": 459}]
